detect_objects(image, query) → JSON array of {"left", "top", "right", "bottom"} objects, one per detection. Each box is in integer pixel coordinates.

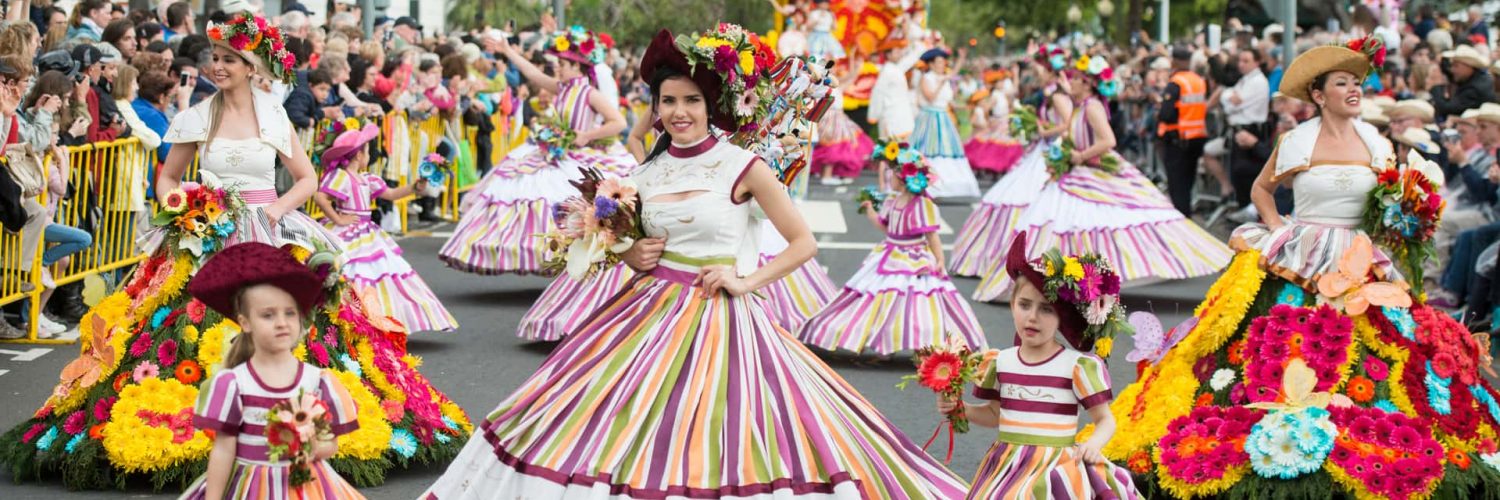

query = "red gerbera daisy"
[{"left": 917, "top": 351, "right": 964, "bottom": 391}]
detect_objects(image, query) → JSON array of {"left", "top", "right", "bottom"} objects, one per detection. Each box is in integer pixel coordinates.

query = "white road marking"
[
  {"left": 797, "top": 200, "right": 848, "bottom": 234},
  {"left": 0, "top": 347, "right": 51, "bottom": 362},
  {"left": 0, "top": 369, "right": 9, "bottom": 377}
]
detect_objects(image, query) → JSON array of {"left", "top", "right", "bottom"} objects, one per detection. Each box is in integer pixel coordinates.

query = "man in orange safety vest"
[{"left": 1157, "top": 47, "right": 1209, "bottom": 216}]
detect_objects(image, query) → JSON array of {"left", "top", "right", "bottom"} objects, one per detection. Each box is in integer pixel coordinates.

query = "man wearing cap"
[
  {"left": 1432, "top": 45, "right": 1496, "bottom": 123},
  {"left": 70, "top": 44, "right": 119, "bottom": 143},
  {"left": 1157, "top": 47, "right": 1210, "bottom": 216},
  {"left": 392, "top": 16, "right": 421, "bottom": 50}
]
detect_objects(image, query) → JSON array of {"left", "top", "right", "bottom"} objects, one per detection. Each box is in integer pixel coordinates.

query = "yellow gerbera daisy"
[
  {"left": 1063, "top": 258, "right": 1085, "bottom": 280},
  {"left": 1075, "top": 55, "right": 1091, "bottom": 71},
  {"left": 554, "top": 36, "right": 570, "bottom": 52}
]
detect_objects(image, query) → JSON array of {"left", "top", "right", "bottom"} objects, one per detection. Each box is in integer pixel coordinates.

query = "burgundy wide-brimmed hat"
[
  {"left": 188, "top": 242, "right": 325, "bottom": 318},
  {"left": 638, "top": 29, "right": 735, "bottom": 132},
  {"left": 1004, "top": 232, "right": 1091, "bottom": 351}
]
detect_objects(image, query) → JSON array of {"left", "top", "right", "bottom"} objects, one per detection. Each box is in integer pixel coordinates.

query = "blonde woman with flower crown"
[
  {"left": 1107, "top": 37, "right": 1500, "bottom": 499},
  {"left": 0, "top": 11, "right": 470, "bottom": 491}
]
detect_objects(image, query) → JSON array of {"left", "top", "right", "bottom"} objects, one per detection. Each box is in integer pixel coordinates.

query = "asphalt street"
[{"left": 0, "top": 172, "right": 1223, "bottom": 499}]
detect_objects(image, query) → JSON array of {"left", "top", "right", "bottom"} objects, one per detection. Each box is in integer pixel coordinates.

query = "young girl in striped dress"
[
  {"left": 181, "top": 243, "right": 364, "bottom": 499},
  {"left": 315, "top": 125, "right": 458, "bottom": 332},
  {"left": 938, "top": 233, "right": 1140, "bottom": 499}
]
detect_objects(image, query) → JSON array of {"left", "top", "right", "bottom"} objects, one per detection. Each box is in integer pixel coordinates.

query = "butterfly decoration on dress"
[
  {"left": 356, "top": 285, "right": 407, "bottom": 335},
  {"left": 1315, "top": 235, "right": 1411, "bottom": 316},
  {"left": 1248, "top": 359, "right": 1337, "bottom": 411},
  {"left": 52, "top": 313, "right": 118, "bottom": 406},
  {"left": 1125, "top": 311, "right": 1197, "bottom": 365},
  {"left": 1475, "top": 332, "right": 1499, "bottom": 379}
]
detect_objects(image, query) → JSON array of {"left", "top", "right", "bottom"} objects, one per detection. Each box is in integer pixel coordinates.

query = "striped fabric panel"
[
  {"left": 439, "top": 198, "right": 556, "bottom": 275},
  {"left": 911, "top": 107, "right": 968, "bottom": 159},
  {"left": 882, "top": 195, "right": 942, "bottom": 239},
  {"left": 1058, "top": 162, "right": 1176, "bottom": 211},
  {"left": 180, "top": 459, "right": 365, "bottom": 500},
  {"left": 318, "top": 169, "right": 360, "bottom": 205},
  {"left": 518, "top": 263, "right": 637, "bottom": 341},
  {"left": 800, "top": 284, "right": 986, "bottom": 355},
  {"left": 194, "top": 364, "right": 357, "bottom": 463},
  {"left": 332, "top": 220, "right": 457, "bottom": 332},
  {"left": 973, "top": 217, "right": 1233, "bottom": 302},
  {"left": 1231, "top": 222, "right": 1402, "bottom": 285},
  {"left": 463, "top": 276, "right": 968, "bottom": 498},
  {"left": 950, "top": 203, "right": 1027, "bottom": 278},
  {"left": 966, "top": 441, "right": 1141, "bottom": 499},
  {"left": 754, "top": 254, "right": 837, "bottom": 333},
  {"left": 556, "top": 78, "right": 598, "bottom": 134}
]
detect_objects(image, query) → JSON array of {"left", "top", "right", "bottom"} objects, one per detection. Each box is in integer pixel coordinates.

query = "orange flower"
[
  {"left": 174, "top": 360, "right": 203, "bottom": 384},
  {"left": 1127, "top": 450, "right": 1153, "bottom": 473},
  {"left": 1227, "top": 340, "right": 1246, "bottom": 365},
  {"left": 1347, "top": 376, "right": 1375, "bottom": 403},
  {"left": 112, "top": 372, "right": 129, "bottom": 392},
  {"left": 1195, "top": 392, "right": 1215, "bottom": 407},
  {"left": 1451, "top": 449, "right": 1472, "bottom": 469},
  {"left": 88, "top": 423, "right": 106, "bottom": 440},
  {"left": 206, "top": 26, "right": 222, "bottom": 40}
]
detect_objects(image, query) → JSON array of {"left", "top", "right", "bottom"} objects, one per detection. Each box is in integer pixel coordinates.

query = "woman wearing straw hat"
[
  {"left": 0, "top": 10, "right": 470, "bottom": 490},
  {"left": 1107, "top": 36, "right": 1500, "bottom": 498}
]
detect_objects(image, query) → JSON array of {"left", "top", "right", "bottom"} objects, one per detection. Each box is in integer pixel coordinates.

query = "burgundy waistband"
[{"left": 649, "top": 266, "right": 699, "bottom": 286}]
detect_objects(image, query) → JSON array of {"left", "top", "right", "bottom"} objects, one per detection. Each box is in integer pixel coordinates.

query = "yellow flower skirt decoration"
[
  {"left": 101, "top": 378, "right": 213, "bottom": 474},
  {"left": 329, "top": 369, "right": 394, "bottom": 461}
]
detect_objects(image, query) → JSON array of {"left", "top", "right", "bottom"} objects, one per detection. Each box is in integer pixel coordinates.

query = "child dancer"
[
  {"left": 181, "top": 242, "right": 364, "bottom": 499},
  {"left": 799, "top": 147, "right": 985, "bottom": 354},
  {"left": 314, "top": 125, "right": 458, "bottom": 332},
  {"left": 938, "top": 233, "right": 1139, "bottom": 499}
]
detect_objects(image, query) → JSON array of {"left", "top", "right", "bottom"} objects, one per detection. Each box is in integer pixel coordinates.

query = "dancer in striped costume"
[
  {"left": 969, "top": 55, "right": 1230, "bottom": 302},
  {"left": 440, "top": 28, "right": 635, "bottom": 275},
  {"left": 315, "top": 125, "right": 458, "bottom": 332},
  {"left": 938, "top": 234, "right": 1140, "bottom": 500},
  {"left": 799, "top": 147, "right": 986, "bottom": 355},
  {"left": 420, "top": 30, "right": 968, "bottom": 499},
  {"left": 179, "top": 243, "right": 365, "bottom": 500}
]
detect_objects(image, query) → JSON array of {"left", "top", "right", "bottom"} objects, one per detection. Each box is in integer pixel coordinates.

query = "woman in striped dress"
[
  {"left": 938, "top": 234, "right": 1139, "bottom": 499},
  {"left": 970, "top": 55, "right": 1230, "bottom": 302},
  {"left": 420, "top": 29, "right": 968, "bottom": 499},
  {"left": 440, "top": 28, "right": 635, "bottom": 276}
]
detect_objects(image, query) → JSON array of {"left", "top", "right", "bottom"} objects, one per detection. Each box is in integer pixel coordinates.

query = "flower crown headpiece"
[
  {"left": 205, "top": 12, "right": 296, "bottom": 85},
  {"left": 675, "top": 23, "right": 779, "bottom": 130},
  {"left": 1070, "top": 53, "right": 1119, "bottom": 98},
  {"left": 1034, "top": 249, "right": 1131, "bottom": 346},
  {"left": 871, "top": 139, "right": 934, "bottom": 195},
  {"left": 547, "top": 26, "right": 608, "bottom": 66},
  {"left": 1033, "top": 44, "right": 1068, "bottom": 71},
  {"left": 1343, "top": 34, "right": 1387, "bottom": 76}
]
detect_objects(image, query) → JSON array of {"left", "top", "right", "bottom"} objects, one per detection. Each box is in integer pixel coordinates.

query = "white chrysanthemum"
[{"left": 1210, "top": 368, "right": 1237, "bottom": 391}]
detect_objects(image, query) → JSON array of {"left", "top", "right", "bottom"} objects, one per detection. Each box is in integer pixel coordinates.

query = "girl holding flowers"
[
  {"left": 800, "top": 144, "right": 986, "bottom": 354},
  {"left": 314, "top": 125, "right": 458, "bottom": 333},
  {"left": 182, "top": 243, "right": 362, "bottom": 499},
  {"left": 938, "top": 232, "right": 1139, "bottom": 500}
]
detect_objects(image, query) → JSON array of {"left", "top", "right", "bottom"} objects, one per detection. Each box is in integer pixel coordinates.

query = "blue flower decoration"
[
  {"left": 150, "top": 306, "right": 173, "bottom": 330},
  {"left": 442, "top": 416, "right": 459, "bottom": 430},
  {"left": 201, "top": 238, "right": 216, "bottom": 255},
  {"left": 1276, "top": 283, "right": 1306, "bottom": 306},
  {"left": 339, "top": 354, "right": 363, "bottom": 377},
  {"left": 419, "top": 162, "right": 448, "bottom": 185},
  {"left": 389, "top": 429, "right": 418, "bottom": 459},
  {"left": 904, "top": 172, "right": 929, "bottom": 194},
  {"left": 35, "top": 426, "right": 58, "bottom": 451},
  {"left": 1010, "top": 116, "right": 1023, "bottom": 131},
  {"left": 898, "top": 149, "right": 921, "bottom": 165},
  {"left": 1045, "top": 144, "right": 1064, "bottom": 162},
  {"left": 1245, "top": 408, "right": 1336, "bottom": 479},
  {"left": 1382, "top": 205, "right": 1419, "bottom": 238},
  {"left": 1097, "top": 80, "right": 1120, "bottom": 98},
  {"left": 215, "top": 220, "right": 236, "bottom": 236},
  {"left": 1384, "top": 307, "right": 1417, "bottom": 341},
  {"left": 64, "top": 433, "right": 86, "bottom": 454},
  {"left": 1049, "top": 54, "right": 1067, "bottom": 70},
  {"left": 1425, "top": 361, "right": 1452, "bottom": 415},
  {"left": 1471, "top": 385, "right": 1500, "bottom": 423},
  {"left": 436, "top": 432, "right": 452, "bottom": 443},
  {"left": 1373, "top": 399, "right": 1399, "bottom": 413}
]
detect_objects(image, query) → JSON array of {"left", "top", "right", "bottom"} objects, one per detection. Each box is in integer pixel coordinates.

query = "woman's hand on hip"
[{"left": 621, "top": 237, "right": 665, "bottom": 272}]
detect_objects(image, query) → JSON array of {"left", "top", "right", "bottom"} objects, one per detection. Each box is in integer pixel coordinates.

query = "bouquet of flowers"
[
  {"left": 896, "top": 337, "right": 998, "bottom": 462},
  {"left": 854, "top": 186, "right": 887, "bottom": 215},
  {"left": 674, "top": 24, "right": 778, "bottom": 133},
  {"left": 310, "top": 118, "right": 375, "bottom": 164},
  {"left": 1043, "top": 136, "right": 1118, "bottom": 180},
  {"left": 152, "top": 171, "right": 245, "bottom": 264},
  {"left": 1037, "top": 248, "right": 1131, "bottom": 356},
  {"left": 1360, "top": 149, "right": 1445, "bottom": 290},
  {"left": 542, "top": 168, "right": 644, "bottom": 279},
  {"left": 264, "top": 390, "right": 333, "bottom": 486},
  {"left": 531, "top": 113, "right": 577, "bottom": 162},
  {"left": 1008, "top": 105, "right": 1040, "bottom": 142}
]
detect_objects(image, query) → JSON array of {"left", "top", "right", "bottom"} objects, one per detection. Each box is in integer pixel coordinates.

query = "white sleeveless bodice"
[
  {"left": 200, "top": 138, "right": 279, "bottom": 194},
  {"left": 1290, "top": 165, "right": 1378, "bottom": 226},
  {"left": 633, "top": 138, "right": 761, "bottom": 275},
  {"left": 919, "top": 73, "right": 953, "bottom": 109}
]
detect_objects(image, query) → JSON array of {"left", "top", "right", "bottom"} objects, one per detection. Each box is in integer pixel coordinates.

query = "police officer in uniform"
[{"left": 1157, "top": 47, "right": 1210, "bottom": 216}]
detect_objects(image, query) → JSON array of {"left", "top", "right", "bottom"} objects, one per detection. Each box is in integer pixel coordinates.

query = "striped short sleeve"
[
  {"left": 972, "top": 361, "right": 1000, "bottom": 402},
  {"left": 317, "top": 371, "right": 360, "bottom": 436},
  {"left": 319, "top": 169, "right": 353, "bottom": 203},
  {"left": 193, "top": 370, "right": 243, "bottom": 433},
  {"left": 1073, "top": 354, "right": 1113, "bottom": 410},
  {"left": 363, "top": 174, "right": 388, "bottom": 198}
]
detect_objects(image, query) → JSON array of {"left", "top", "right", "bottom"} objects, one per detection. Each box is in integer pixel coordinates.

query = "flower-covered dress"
[
  {"left": 968, "top": 347, "right": 1140, "bottom": 499},
  {"left": 440, "top": 76, "right": 636, "bottom": 275},
  {"left": 180, "top": 362, "right": 363, "bottom": 499},
  {"left": 810, "top": 88, "right": 875, "bottom": 179},
  {"left": 799, "top": 193, "right": 986, "bottom": 354},
  {"left": 0, "top": 91, "right": 470, "bottom": 491},
  {"left": 420, "top": 136, "right": 968, "bottom": 499},
  {"left": 320, "top": 169, "right": 458, "bottom": 332},
  {"left": 1105, "top": 117, "right": 1500, "bottom": 499},
  {"left": 968, "top": 98, "right": 1231, "bottom": 301}
]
